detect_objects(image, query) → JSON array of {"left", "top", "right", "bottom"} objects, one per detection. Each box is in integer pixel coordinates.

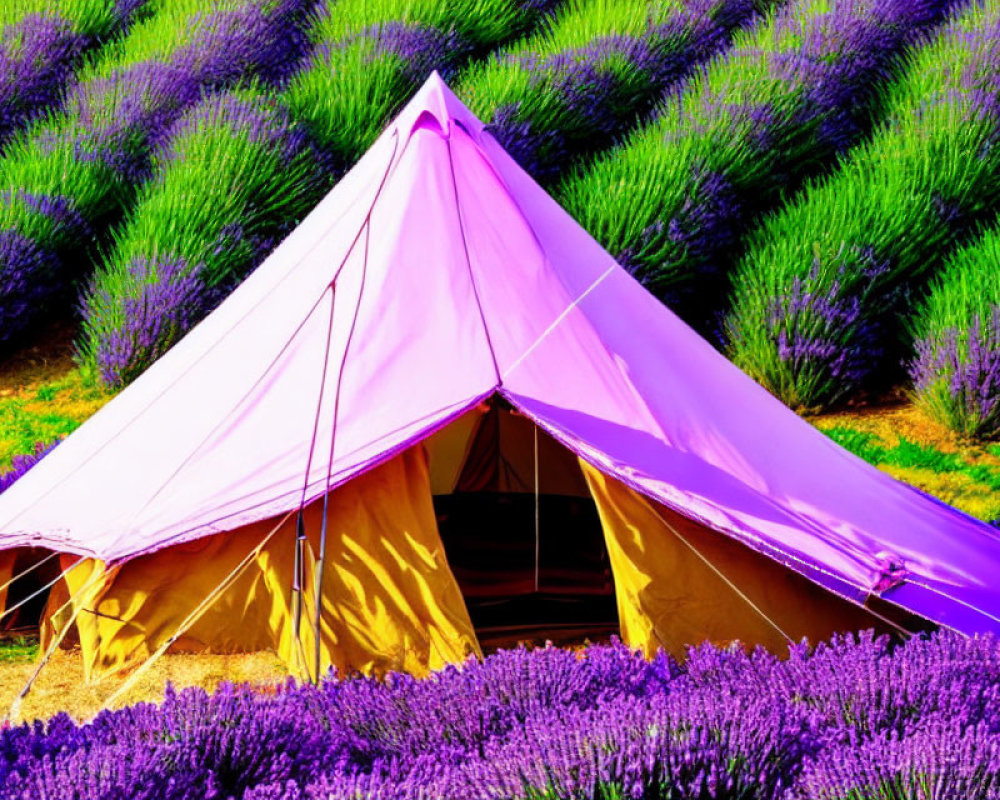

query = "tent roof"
[{"left": 3, "top": 74, "right": 1000, "bottom": 635}]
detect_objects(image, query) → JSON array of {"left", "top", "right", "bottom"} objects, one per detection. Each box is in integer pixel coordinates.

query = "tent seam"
[{"left": 445, "top": 125, "right": 502, "bottom": 388}]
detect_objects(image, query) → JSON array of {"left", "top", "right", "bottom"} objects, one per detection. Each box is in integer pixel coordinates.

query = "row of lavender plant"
[
  {"left": 724, "top": 0, "right": 1000, "bottom": 411},
  {"left": 0, "top": 0, "right": 151, "bottom": 149},
  {"left": 79, "top": 91, "right": 323, "bottom": 388},
  {"left": 0, "top": 0, "right": 316, "bottom": 353},
  {"left": 556, "top": 0, "right": 960, "bottom": 331},
  {"left": 909, "top": 228, "right": 1000, "bottom": 439},
  {"left": 2, "top": 631, "right": 999, "bottom": 798},
  {"left": 456, "top": 0, "right": 773, "bottom": 187},
  {"left": 284, "top": 0, "right": 562, "bottom": 169},
  {"left": 78, "top": 0, "right": 561, "bottom": 388}
]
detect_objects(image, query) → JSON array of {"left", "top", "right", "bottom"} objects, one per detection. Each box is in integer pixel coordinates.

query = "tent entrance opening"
[{"left": 428, "top": 401, "right": 618, "bottom": 649}]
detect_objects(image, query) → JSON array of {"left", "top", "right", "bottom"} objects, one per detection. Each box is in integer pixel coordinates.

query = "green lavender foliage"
[
  {"left": 724, "top": 0, "right": 1000, "bottom": 411},
  {"left": 284, "top": 0, "right": 559, "bottom": 169},
  {"left": 909, "top": 227, "right": 1000, "bottom": 439},
  {"left": 556, "top": 0, "right": 956, "bottom": 329},
  {"left": 457, "top": 0, "right": 770, "bottom": 184},
  {"left": 0, "top": 0, "right": 314, "bottom": 350},
  {"left": 0, "top": 0, "right": 141, "bottom": 33},
  {"left": 78, "top": 88, "right": 322, "bottom": 387}
]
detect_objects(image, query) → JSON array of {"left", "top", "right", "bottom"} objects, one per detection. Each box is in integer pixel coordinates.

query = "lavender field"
[
  {"left": 3, "top": 0, "right": 1000, "bottom": 795},
  {"left": 0, "top": 632, "right": 997, "bottom": 799}
]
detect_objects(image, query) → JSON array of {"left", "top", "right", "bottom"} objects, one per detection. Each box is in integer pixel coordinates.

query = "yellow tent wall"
[
  {"left": 580, "top": 460, "right": 882, "bottom": 657},
  {"left": 40, "top": 446, "right": 479, "bottom": 681},
  {"left": 24, "top": 409, "right": 891, "bottom": 682}
]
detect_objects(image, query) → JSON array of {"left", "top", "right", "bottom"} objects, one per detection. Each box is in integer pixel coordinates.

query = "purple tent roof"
[{"left": 2, "top": 74, "right": 999, "bottom": 635}]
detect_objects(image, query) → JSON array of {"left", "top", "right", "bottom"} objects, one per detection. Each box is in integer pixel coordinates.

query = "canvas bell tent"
[{"left": 1, "top": 75, "right": 1000, "bottom": 687}]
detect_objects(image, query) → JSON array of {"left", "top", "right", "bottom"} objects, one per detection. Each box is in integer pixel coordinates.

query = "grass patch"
[
  {"left": 0, "top": 368, "right": 111, "bottom": 471},
  {"left": 0, "top": 637, "right": 38, "bottom": 664},
  {"left": 0, "top": 323, "right": 112, "bottom": 471},
  {"left": 815, "top": 412, "right": 1000, "bottom": 521}
]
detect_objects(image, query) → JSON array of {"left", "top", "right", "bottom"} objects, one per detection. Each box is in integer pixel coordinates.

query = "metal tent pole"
[
  {"left": 292, "top": 510, "right": 306, "bottom": 641},
  {"left": 312, "top": 492, "right": 330, "bottom": 683},
  {"left": 534, "top": 424, "right": 540, "bottom": 593},
  {"left": 297, "top": 134, "right": 395, "bottom": 684}
]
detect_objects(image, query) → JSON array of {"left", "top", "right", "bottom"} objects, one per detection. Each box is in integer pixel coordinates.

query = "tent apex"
[{"left": 400, "top": 72, "right": 485, "bottom": 143}]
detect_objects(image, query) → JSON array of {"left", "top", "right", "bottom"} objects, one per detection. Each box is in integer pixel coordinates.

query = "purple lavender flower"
[
  {"left": 0, "top": 230, "right": 62, "bottom": 348},
  {"left": 0, "top": 190, "right": 90, "bottom": 349},
  {"left": 360, "top": 21, "right": 469, "bottom": 85},
  {"left": 82, "top": 91, "right": 320, "bottom": 388},
  {"left": 87, "top": 256, "right": 206, "bottom": 388},
  {"left": 3, "top": 632, "right": 1000, "bottom": 799},
  {"left": 68, "top": 0, "right": 314, "bottom": 183},
  {"left": 796, "top": 718, "right": 1000, "bottom": 799},
  {"left": 0, "top": 439, "right": 60, "bottom": 495},
  {"left": 0, "top": 15, "right": 86, "bottom": 146},
  {"left": 912, "top": 308, "right": 1000, "bottom": 439},
  {"left": 0, "top": 2, "right": 149, "bottom": 147},
  {"left": 724, "top": 8, "right": 1000, "bottom": 410},
  {"left": 67, "top": 61, "right": 206, "bottom": 184},
  {"left": 562, "top": 0, "right": 960, "bottom": 337},
  {"left": 170, "top": 0, "right": 314, "bottom": 89},
  {"left": 746, "top": 252, "right": 891, "bottom": 408}
]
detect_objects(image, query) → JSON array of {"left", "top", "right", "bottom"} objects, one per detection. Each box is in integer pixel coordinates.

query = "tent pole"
[
  {"left": 312, "top": 492, "right": 330, "bottom": 683},
  {"left": 312, "top": 281, "right": 342, "bottom": 686},
  {"left": 292, "top": 510, "right": 306, "bottom": 644},
  {"left": 533, "top": 424, "right": 540, "bottom": 593}
]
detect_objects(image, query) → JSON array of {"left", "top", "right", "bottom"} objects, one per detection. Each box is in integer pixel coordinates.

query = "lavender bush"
[
  {"left": 0, "top": 1, "right": 151, "bottom": 149},
  {"left": 724, "top": 2, "right": 1000, "bottom": 410},
  {"left": 284, "top": 0, "right": 561, "bottom": 168},
  {"left": 1, "top": 631, "right": 998, "bottom": 799},
  {"left": 910, "top": 227, "right": 1000, "bottom": 439},
  {"left": 557, "top": 0, "right": 959, "bottom": 329},
  {"left": 0, "top": 0, "right": 316, "bottom": 352},
  {"left": 457, "top": 0, "right": 771, "bottom": 185},
  {"left": 79, "top": 90, "right": 321, "bottom": 388}
]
